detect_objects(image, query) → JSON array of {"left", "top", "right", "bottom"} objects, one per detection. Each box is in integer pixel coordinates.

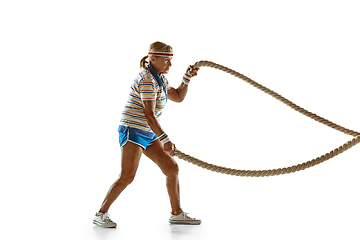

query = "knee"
[
  {"left": 118, "top": 173, "right": 136, "bottom": 186},
  {"left": 165, "top": 161, "right": 179, "bottom": 178}
]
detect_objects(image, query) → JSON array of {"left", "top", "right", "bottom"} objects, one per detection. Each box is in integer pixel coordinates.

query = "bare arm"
[
  {"left": 143, "top": 100, "right": 175, "bottom": 156},
  {"left": 167, "top": 83, "right": 188, "bottom": 103},
  {"left": 143, "top": 100, "right": 164, "bottom": 137},
  {"left": 167, "top": 65, "right": 199, "bottom": 103}
]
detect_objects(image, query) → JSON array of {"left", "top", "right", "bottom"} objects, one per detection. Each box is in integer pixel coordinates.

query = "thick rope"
[{"left": 174, "top": 60, "right": 360, "bottom": 177}]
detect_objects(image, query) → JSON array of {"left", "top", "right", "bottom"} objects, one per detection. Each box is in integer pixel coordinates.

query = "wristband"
[
  {"left": 159, "top": 132, "right": 170, "bottom": 144},
  {"left": 182, "top": 73, "right": 191, "bottom": 85}
]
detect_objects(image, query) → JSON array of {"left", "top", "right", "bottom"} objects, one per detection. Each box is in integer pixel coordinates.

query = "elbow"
[
  {"left": 144, "top": 111, "right": 155, "bottom": 120},
  {"left": 174, "top": 95, "right": 185, "bottom": 103},
  {"left": 174, "top": 89, "right": 185, "bottom": 103},
  {"left": 144, "top": 109, "right": 155, "bottom": 121}
]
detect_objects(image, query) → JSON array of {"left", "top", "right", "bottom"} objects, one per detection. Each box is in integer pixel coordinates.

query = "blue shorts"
[{"left": 118, "top": 125, "right": 158, "bottom": 150}]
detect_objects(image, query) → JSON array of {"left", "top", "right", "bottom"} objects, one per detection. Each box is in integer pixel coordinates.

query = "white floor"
[{"left": 4, "top": 146, "right": 360, "bottom": 240}]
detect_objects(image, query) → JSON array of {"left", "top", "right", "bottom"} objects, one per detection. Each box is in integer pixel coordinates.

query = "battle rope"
[{"left": 174, "top": 60, "right": 360, "bottom": 177}]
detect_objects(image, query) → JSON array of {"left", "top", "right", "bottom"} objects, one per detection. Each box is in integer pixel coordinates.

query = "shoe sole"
[
  {"left": 169, "top": 220, "right": 201, "bottom": 225},
  {"left": 93, "top": 220, "right": 117, "bottom": 228}
]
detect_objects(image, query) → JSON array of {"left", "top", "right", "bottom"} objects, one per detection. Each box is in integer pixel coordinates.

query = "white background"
[{"left": 1, "top": 0, "right": 359, "bottom": 239}]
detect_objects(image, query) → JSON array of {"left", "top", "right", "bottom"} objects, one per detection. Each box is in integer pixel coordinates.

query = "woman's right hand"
[{"left": 163, "top": 141, "right": 176, "bottom": 157}]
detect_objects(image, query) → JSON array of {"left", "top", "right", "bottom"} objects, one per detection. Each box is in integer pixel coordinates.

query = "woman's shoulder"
[{"left": 137, "top": 68, "right": 156, "bottom": 85}]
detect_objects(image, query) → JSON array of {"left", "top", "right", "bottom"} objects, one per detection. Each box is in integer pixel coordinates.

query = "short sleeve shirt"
[{"left": 120, "top": 68, "right": 172, "bottom": 132}]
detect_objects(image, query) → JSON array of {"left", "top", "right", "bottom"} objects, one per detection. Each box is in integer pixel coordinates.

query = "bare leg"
[
  {"left": 166, "top": 174, "right": 181, "bottom": 215},
  {"left": 99, "top": 142, "right": 143, "bottom": 213},
  {"left": 144, "top": 140, "right": 182, "bottom": 215}
]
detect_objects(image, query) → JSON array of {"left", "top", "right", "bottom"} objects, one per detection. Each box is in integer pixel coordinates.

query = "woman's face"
[{"left": 151, "top": 56, "right": 172, "bottom": 75}]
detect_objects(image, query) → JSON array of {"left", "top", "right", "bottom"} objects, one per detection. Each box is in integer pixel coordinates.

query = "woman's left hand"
[
  {"left": 164, "top": 141, "right": 176, "bottom": 157},
  {"left": 186, "top": 65, "right": 199, "bottom": 77}
]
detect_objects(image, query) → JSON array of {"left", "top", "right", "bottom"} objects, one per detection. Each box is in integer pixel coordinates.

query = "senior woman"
[{"left": 93, "top": 41, "right": 201, "bottom": 228}]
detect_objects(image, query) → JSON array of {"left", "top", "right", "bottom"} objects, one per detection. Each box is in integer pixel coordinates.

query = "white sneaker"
[
  {"left": 93, "top": 212, "right": 117, "bottom": 228},
  {"left": 169, "top": 211, "right": 201, "bottom": 225}
]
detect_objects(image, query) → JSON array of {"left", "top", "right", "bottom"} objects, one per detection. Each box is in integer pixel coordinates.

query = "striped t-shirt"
[{"left": 120, "top": 68, "right": 173, "bottom": 132}]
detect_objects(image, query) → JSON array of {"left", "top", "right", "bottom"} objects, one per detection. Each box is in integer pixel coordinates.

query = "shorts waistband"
[{"left": 118, "top": 125, "right": 157, "bottom": 139}]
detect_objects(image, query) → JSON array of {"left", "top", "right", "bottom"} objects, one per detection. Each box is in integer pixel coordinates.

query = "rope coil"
[{"left": 174, "top": 60, "right": 359, "bottom": 177}]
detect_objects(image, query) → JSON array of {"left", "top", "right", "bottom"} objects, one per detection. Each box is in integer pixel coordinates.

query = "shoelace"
[
  {"left": 181, "top": 212, "right": 195, "bottom": 220},
  {"left": 101, "top": 213, "right": 113, "bottom": 223}
]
